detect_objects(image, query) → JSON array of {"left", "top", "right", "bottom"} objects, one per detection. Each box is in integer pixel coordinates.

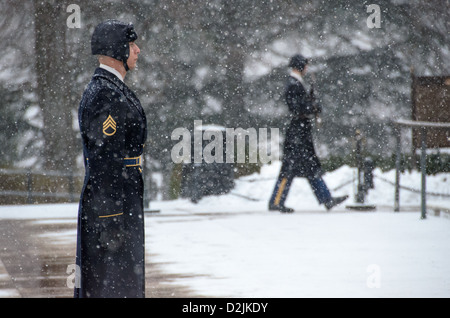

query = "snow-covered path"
[{"left": 0, "top": 164, "right": 448, "bottom": 298}]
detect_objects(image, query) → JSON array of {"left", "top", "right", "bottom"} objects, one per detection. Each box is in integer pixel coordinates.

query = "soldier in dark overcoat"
[
  {"left": 268, "top": 54, "right": 347, "bottom": 213},
  {"left": 74, "top": 20, "right": 147, "bottom": 297}
]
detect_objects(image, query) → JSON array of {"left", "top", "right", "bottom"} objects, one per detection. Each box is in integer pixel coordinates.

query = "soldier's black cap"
[
  {"left": 288, "top": 54, "right": 309, "bottom": 71},
  {"left": 91, "top": 19, "right": 138, "bottom": 68}
]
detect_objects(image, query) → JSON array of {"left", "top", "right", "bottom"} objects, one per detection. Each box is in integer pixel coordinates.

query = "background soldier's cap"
[{"left": 288, "top": 54, "right": 309, "bottom": 71}]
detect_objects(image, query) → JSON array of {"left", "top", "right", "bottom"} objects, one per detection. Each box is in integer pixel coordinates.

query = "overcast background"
[{"left": 0, "top": 0, "right": 449, "bottom": 199}]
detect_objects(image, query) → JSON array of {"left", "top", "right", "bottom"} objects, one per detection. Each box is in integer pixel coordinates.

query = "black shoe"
[
  {"left": 269, "top": 204, "right": 294, "bottom": 213},
  {"left": 324, "top": 195, "right": 349, "bottom": 211}
]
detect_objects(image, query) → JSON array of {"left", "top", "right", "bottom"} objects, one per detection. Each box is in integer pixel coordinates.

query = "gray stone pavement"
[{"left": 0, "top": 218, "right": 201, "bottom": 298}]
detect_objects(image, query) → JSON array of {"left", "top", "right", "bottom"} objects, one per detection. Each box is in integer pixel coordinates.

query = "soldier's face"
[
  {"left": 127, "top": 42, "right": 140, "bottom": 70},
  {"left": 301, "top": 65, "right": 308, "bottom": 75}
]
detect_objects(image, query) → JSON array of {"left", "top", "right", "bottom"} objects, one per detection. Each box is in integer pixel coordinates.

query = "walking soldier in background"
[
  {"left": 269, "top": 54, "right": 348, "bottom": 213},
  {"left": 75, "top": 20, "right": 147, "bottom": 297}
]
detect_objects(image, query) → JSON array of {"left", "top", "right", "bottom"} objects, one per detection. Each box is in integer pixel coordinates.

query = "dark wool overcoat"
[
  {"left": 281, "top": 75, "right": 322, "bottom": 178},
  {"left": 75, "top": 67, "right": 147, "bottom": 298}
]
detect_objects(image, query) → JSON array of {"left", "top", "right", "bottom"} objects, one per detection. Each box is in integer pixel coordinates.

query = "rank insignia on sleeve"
[{"left": 103, "top": 115, "right": 117, "bottom": 136}]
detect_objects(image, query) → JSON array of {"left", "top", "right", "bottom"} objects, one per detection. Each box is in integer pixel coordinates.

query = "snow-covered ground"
[{"left": 0, "top": 162, "right": 449, "bottom": 297}]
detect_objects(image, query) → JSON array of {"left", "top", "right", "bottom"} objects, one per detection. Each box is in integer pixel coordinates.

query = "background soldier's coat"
[
  {"left": 75, "top": 68, "right": 147, "bottom": 298},
  {"left": 281, "top": 75, "right": 322, "bottom": 178}
]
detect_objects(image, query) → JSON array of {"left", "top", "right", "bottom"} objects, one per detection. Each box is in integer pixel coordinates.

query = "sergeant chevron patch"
[{"left": 103, "top": 115, "right": 117, "bottom": 136}]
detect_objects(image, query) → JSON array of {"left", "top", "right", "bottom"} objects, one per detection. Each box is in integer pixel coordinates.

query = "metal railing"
[
  {"left": 393, "top": 119, "right": 450, "bottom": 219},
  {"left": 0, "top": 168, "right": 83, "bottom": 204}
]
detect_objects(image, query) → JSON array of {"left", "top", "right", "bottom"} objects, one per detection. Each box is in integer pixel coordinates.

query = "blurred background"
[{"left": 0, "top": 0, "right": 449, "bottom": 204}]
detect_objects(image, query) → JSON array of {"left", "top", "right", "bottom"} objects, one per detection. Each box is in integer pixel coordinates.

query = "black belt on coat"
[{"left": 123, "top": 156, "right": 142, "bottom": 167}]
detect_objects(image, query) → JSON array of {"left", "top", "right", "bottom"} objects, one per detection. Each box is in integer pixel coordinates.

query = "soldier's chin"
[{"left": 127, "top": 61, "right": 137, "bottom": 70}]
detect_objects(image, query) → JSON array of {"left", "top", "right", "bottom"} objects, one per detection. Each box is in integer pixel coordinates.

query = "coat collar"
[
  {"left": 99, "top": 63, "right": 124, "bottom": 82},
  {"left": 93, "top": 67, "right": 126, "bottom": 91},
  {"left": 289, "top": 70, "right": 305, "bottom": 86},
  {"left": 93, "top": 67, "right": 145, "bottom": 121}
]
